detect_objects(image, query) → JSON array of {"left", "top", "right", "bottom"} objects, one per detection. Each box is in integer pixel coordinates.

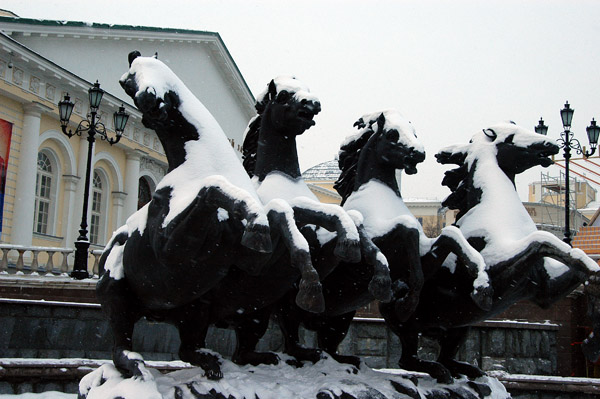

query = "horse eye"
[
  {"left": 505, "top": 134, "right": 515, "bottom": 144},
  {"left": 276, "top": 91, "right": 291, "bottom": 104},
  {"left": 387, "top": 129, "right": 400, "bottom": 142}
]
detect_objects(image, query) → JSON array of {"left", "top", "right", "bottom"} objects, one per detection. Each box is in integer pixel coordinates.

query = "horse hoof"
[
  {"left": 368, "top": 274, "right": 392, "bottom": 302},
  {"left": 180, "top": 349, "right": 223, "bottom": 380},
  {"left": 285, "top": 358, "right": 304, "bottom": 368},
  {"left": 334, "top": 238, "right": 361, "bottom": 263},
  {"left": 241, "top": 223, "right": 272, "bottom": 254},
  {"left": 233, "top": 351, "right": 279, "bottom": 366},
  {"left": 114, "top": 350, "right": 145, "bottom": 379},
  {"left": 296, "top": 279, "right": 325, "bottom": 313}
]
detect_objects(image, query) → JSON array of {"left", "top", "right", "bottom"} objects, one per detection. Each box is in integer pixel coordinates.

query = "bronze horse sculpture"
[
  {"left": 214, "top": 76, "right": 392, "bottom": 366},
  {"left": 275, "top": 110, "right": 492, "bottom": 367},
  {"left": 380, "top": 122, "right": 600, "bottom": 383},
  {"left": 97, "top": 53, "right": 361, "bottom": 380}
]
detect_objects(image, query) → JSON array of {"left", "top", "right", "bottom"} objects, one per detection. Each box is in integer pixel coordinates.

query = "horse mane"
[
  {"left": 241, "top": 78, "right": 293, "bottom": 177},
  {"left": 242, "top": 115, "right": 262, "bottom": 177},
  {"left": 436, "top": 147, "right": 472, "bottom": 221},
  {"left": 334, "top": 117, "right": 377, "bottom": 205}
]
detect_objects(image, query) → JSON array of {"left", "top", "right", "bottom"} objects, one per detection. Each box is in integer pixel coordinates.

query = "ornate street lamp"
[
  {"left": 57, "top": 81, "right": 129, "bottom": 279},
  {"left": 535, "top": 101, "right": 599, "bottom": 246}
]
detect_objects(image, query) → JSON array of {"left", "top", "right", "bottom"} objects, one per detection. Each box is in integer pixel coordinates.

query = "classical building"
[{"left": 0, "top": 15, "right": 254, "bottom": 256}]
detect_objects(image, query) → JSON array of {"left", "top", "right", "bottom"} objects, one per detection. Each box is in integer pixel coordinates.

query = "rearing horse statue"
[
  {"left": 276, "top": 110, "right": 491, "bottom": 367},
  {"left": 97, "top": 53, "right": 336, "bottom": 380},
  {"left": 210, "top": 76, "right": 391, "bottom": 366},
  {"left": 380, "top": 122, "right": 600, "bottom": 383}
]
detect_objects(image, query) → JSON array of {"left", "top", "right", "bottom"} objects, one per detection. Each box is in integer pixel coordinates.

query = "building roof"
[
  {"left": 302, "top": 160, "right": 340, "bottom": 181},
  {"left": 0, "top": 15, "right": 255, "bottom": 113}
]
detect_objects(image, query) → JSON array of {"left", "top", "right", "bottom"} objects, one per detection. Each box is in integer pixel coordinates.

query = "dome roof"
[{"left": 302, "top": 160, "right": 341, "bottom": 181}]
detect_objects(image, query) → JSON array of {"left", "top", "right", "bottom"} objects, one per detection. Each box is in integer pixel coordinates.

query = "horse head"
[
  {"left": 336, "top": 110, "right": 425, "bottom": 202},
  {"left": 481, "top": 123, "right": 559, "bottom": 176},
  {"left": 256, "top": 76, "right": 321, "bottom": 136},
  {"left": 437, "top": 122, "right": 559, "bottom": 220},
  {"left": 120, "top": 51, "right": 216, "bottom": 171},
  {"left": 242, "top": 76, "right": 321, "bottom": 179}
]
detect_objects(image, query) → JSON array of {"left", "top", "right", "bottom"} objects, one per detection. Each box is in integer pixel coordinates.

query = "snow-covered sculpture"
[
  {"left": 224, "top": 76, "right": 391, "bottom": 365},
  {"left": 380, "top": 122, "right": 600, "bottom": 383},
  {"left": 97, "top": 53, "right": 328, "bottom": 380},
  {"left": 275, "top": 110, "right": 490, "bottom": 367}
]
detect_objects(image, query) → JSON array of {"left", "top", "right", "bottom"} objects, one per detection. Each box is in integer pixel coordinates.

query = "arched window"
[
  {"left": 138, "top": 176, "right": 152, "bottom": 209},
  {"left": 33, "top": 152, "right": 53, "bottom": 234},
  {"left": 90, "top": 171, "right": 103, "bottom": 244}
]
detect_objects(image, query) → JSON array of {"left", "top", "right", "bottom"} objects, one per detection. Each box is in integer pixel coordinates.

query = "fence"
[{"left": 0, "top": 244, "right": 103, "bottom": 277}]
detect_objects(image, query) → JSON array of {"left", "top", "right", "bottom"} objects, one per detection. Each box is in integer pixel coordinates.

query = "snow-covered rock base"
[{"left": 78, "top": 354, "right": 509, "bottom": 399}]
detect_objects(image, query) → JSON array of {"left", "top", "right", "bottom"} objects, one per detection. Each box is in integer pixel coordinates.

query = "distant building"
[{"left": 302, "top": 160, "right": 449, "bottom": 237}]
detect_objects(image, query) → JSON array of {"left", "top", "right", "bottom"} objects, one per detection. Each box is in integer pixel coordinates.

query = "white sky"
[{"left": 2, "top": 0, "right": 600, "bottom": 202}]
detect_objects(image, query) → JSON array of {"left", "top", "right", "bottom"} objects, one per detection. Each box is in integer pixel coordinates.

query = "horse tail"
[{"left": 242, "top": 115, "right": 261, "bottom": 178}]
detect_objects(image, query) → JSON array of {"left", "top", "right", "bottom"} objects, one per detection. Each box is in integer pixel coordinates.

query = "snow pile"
[
  {"left": 255, "top": 75, "right": 319, "bottom": 108},
  {"left": 78, "top": 354, "right": 509, "bottom": 399},
  {"left": 340, "top": 109, "right": 423, "bottom": 154}
]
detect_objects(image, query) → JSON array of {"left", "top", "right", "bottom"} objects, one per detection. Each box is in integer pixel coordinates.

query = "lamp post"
[
  {"left": 535, "top": 101, "right": 600, "bottom": 246},
  {"left": 58, "top": 81, "right": 129, "bottom": 279}
]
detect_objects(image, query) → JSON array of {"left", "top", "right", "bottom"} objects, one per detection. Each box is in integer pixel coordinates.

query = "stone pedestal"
[{"left": 79, "top": 354, "right": 509, "bottom": 399}]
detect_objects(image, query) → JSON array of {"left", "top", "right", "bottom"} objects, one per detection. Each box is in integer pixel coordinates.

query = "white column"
[
  {"left": 111, "top": 191, "right": 127, "bottom": 232},
  {"left": 123, "top": 149, "right": 146, "bottom": 223},
  {"left": 61, "top": 174, "right": 80, "bottom": 249},
  {"left": 69, "top": 135, "right": 96, "bottom": 241},
  {"left": 12, "top": 103, "right": 49, "bottom": 246}
]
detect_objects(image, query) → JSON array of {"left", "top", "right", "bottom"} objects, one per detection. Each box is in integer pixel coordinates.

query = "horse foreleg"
[
  {"left": 493, "top": 239, "right": 594, "bottom": 291},
  {"left": 438, "top": 327, "right": 485, "bottom": 380},
  {"left": 267, "top": 200, "right": 324, "bottom": 313},
  {"left": 317, "top": 312, "right": 361, "bottom": 368},
  {"left": 391, "top": 227, "right": 423, "bottom": 319},
  {"left": 290, "top": 198, "right": 361, "bottom": 263},
  {"left": 428, "top": 226, "right": 492, "bottom": 310},
  {"left": 200, "top": 181, "right": 272, "bottom": 253},
  {"left": 352, "top": 216, "right": 391, "bottom": 302},
  {"left": 380, "top": 301, "right": 453, "bottom": 383},
  {"left": 275, "top": 295, "right": 323, "bottom": 364},
  {"left": 96, "top": 274, "right": 143, "bottom": 378},
  {"left": 173, "top": 302, "right": 222, "bottom": 380},
  {"left": 232, "top": 307, "right": 279, "bottom": 367}
]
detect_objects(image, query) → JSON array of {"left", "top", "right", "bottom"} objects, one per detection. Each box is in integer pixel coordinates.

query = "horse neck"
[
  {"left": 464, "top": 153, "right": 522, "bottom": 214},
  {"left": 155, "top": 127, "right": 190, "bottom": 172},
  {"left": 253, "top": 119, "right": 301, "bottom": 181},
  {"left": 354, "top": 143, "right": 400, "bottom": 197}
]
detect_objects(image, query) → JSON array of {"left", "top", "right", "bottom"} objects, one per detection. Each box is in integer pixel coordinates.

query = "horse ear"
[
  {"left": 483, "top": 128, "right": 497, "bottom": 141},
  {"left": 128, "top": 51, "right": 141, "bottom": 67},
  {"left": 153, "top": 52, "right": 158, "bottom": 59},
  {"left": 376, "top": 113, "right": 386, "bottom": 133},
  {"left": 353, "top": 117, "right": 366, "bottom": 129},
  {"left": 268, "top": 80, "right": 277, "bottom": 102}
]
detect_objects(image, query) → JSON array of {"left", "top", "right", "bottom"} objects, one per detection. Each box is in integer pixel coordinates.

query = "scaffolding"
[{"left": 538, "top": 171, "right": 578, "bottom": 230}]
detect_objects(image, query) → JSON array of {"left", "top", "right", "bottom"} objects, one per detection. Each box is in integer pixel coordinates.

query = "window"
[
  {"left": 33, "top": 152, "right": 53, "bottom": 234},
  {"left": 138, "top": 176, "right": 152, "bottom": 209},
  {"left": 90, "top": 171, "right": 103, "bottom": 244}
]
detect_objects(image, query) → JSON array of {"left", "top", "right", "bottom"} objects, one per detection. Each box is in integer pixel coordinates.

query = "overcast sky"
[{"left": 2, "top": 0, "right": 600, "bottom": 202}]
